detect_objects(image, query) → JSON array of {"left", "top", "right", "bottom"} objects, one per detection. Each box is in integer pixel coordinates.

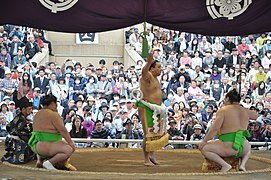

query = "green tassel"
[{"left": 142, "top": 22, "right": 148, "bottom": 59}]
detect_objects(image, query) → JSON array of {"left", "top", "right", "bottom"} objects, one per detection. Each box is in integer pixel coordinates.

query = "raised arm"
[{"left": 141, "top": 52, "right": 154, "bottom": 81}]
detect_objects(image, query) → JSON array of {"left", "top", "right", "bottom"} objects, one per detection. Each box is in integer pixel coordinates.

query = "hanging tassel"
[{"left": 142, "top": 21, "right": 148, "bottom": 59}]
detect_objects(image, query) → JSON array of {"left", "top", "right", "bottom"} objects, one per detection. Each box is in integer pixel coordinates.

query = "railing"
[{"left": 0, "top": 137, "right": 270, "bottom": 147}]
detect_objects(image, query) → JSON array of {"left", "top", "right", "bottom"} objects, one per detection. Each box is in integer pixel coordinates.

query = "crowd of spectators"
[{"left": 0, "top": 25, "right": 271, "bottom": 150}]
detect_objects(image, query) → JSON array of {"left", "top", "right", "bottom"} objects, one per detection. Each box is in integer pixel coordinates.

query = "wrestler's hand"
[
  {"left": 147, "top": 51, "right": 154, "bottom": 64},
  {"left": 198, "top": 141, "right": 207, "bottom": 151}
]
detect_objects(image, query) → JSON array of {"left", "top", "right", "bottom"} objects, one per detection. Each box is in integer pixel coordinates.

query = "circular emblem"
[
  {"left": 130, "top": 89, "right": 143, "bottom": 101},
  {"left": 206, "top": 0, "right": 252, "bottom": 20},
  {"left": 39, "top": 0, "right": 79, "bottom": 13}
]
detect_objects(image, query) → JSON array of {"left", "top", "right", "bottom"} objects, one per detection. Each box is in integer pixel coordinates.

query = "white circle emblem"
[
  {"left": 206, "top": 0, "right": 252, "bottom": 20},
  {"left": 39, "top": 0, "right": 78, "bottom": 13}
]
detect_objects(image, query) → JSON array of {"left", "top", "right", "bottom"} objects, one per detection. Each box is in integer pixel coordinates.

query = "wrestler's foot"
[
  {"left": 239, "top": 165, "right": 246, "bottom": 171},
  {"left": 43, "top": 160, "right": 57, "bottom": 170},
  {"left": 220, "top": 164, "right": 232, "bottom": 172},
  {"left": 64, "top": 159, "right": 77, "bottom": 171},
  {"left": 144, "top": 161, "right": 155, "bottom": 166},
  {"left": 36, "top": 162, "right": 43, "bottom": 168},
  {"left": 149, "top": 157, "right": 160, "bottom": 165}
]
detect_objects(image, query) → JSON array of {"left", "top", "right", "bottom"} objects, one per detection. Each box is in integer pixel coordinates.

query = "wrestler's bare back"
[
  {"left": 140, "top": 74, "right": 162, "bottom": 105},
  {"left": 218, "top": 105, "right": 257, "bottom": 134},
  {"left": 33, "top": 109, "right": 63, "bottom": 134}
]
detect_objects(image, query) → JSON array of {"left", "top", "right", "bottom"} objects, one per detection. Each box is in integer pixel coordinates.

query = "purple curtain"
[{"left": 1, "top": 0, "right": 271, "bottom": 35}]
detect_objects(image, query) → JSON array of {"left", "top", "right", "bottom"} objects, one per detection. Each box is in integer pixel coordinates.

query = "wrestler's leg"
[
  {"left": 36, "top": 141, "right": 74, "bottom": 166},
  {"left": 36, "top": 155, "right": 44, "bottom": 168},
  {"left": 201, "top": 141, "right": 238, "bottom": 172},
  {"left": 239, "top": 140, "right": 251, "bottom": 171},
  {"left": 139, "top": 107, "right": 154, "bottom": 166},
  {"left": 149, "top": 152, "right": 159, "bottom": 165}
]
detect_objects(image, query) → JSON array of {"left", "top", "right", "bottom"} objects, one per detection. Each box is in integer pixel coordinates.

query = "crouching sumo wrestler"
[{"left": 28, "top": 94, "right": 76, "bottom": 170}]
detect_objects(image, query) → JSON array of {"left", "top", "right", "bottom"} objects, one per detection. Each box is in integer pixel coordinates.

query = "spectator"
[
  {"left": 34, "top": 68, "right": 49, "bottom": 96},
  {"left": 13, "top": 48, "right": 26, "bottom": 68},
  {"left": 203, "top": 49, "right": 214, "bottom": 71},
  {"left": 17, "top": 72, "right": 32, "bottom": 100},
  {"left": 0, "top": 113, "right": 8, "bottom": 137},
  {"left": 255, "top": 66, "right": 267, "bottom": 85},
  {"left": 96, "top": 73, "right": 112, "bottom": 99},
  {"left": 189, "top": 124, "right": 205, "bottom": 148},
  {"left": 167, "top": 119, "right": 185, "bottom": 149},
  {"left": 32, "top": 87, "right": 41, "bottom": 109},
  {"left": 0, "top": 70, "right": 17, "bottom": 101},
  {"left": 24, "top": 35, "right": 41, "bottom": 61},
  {"left": 118, "top": 119, "right": 139, "bottom": 148},
  {"left": 90, "top": 120, "right": 116, "bottom": 148},
  {"left": 69, "top": 115, "right": 88, "bottom": 138},
  {"left": 0, "top": 48, "right": 11, "bottom": 68}
]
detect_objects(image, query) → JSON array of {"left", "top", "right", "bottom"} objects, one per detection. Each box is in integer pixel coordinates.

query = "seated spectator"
[
  {"left": 0, "top": 102, "right": 13, "bottom": 123},
  {"left": 189, "top": 124, "right": 205, "bottom": 149},
  {"left": 0, "top": 113, "right": 8, "bottom": 137},
  {"left": 17, "top": 72, "right": 32, "bottom": 100},
  {"left": 82, "top": 112, "right": 95, "bottom": 138},
  {"left": 248, "top": 121, "right": 263, "bottom": 142},
  {"left": 8, "top": 35, "right": 25, "bottom": 60},
  {"left": 130, "top": 113, "right": 143, "bottom": 139},
  {"left": 0, "top": 48, "right": 11, "bottom": 68},
  {"left": 90, "top": 120, "right": 116, "bottom": 148},
  {"left": 24, "top": 35, "right": 41, "bottom": 61},
  {"left": 118, "top": 119, "right": 139, "bottom": 148},
  {"left": 167, "top": 119, "right": 185, "bottom": 149},
  {"left": 69, "top": 115, "right": 88, "bottom": 148},
  {"left": 0, "top": 70, "right": 16, "bottom": 102},
  {"left": 13, "top": 48, "right": 26, "bottom": 68}
]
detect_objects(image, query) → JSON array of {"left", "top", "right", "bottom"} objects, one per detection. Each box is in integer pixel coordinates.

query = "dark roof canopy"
[{"left": 1, "top": 0, "right": 271, "bottom": 35}]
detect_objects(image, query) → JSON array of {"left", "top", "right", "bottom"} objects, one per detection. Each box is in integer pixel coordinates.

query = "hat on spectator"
[
  {"left": 3, "top": 96, "right": 11, "bottom": 101},
  {"left": 8, "top": 101, "right": 15, "bottom": 105},
  {"left": 83, "top": 105, "right": 91, "bottom": 111},
  {"left": 5, "top": 69, "right": 12, "bottom": 75},
  {"left": 64, "top": 70, "right": 72, "bottom": 75},
  {"left": 119, "top": 99, "right": 126, "bottom": 104},
  {"left": 205, "top": 49, "right": 212, "bottom": 53},
  {"left": 168, "top": 119, "right": 177, "bottom": 125},
  {"left": 193, "top": 124, "right": 202, "bottom": 129},
  {"left": 75, "top": 98, "right": 83, "bottom": 104},
  {"left": 224, "top": 49, "right": 230, "bottom": 54},
  {"left": 99, "top": 102, "right": 109, "bottom": 111},
  {"left": 110, "top": 106, "right": 118, "bottom": 111},
  {"left": 74, "top": 62, "right": 81, "bottom": 66},
  {"left": 96, "top": 66, "right": 102, "bottom": 70},
  {"left": 34, "top": 87, "right": 41, "bottom": 91},
  {"left": 0, "top": 101, "right": 8, "bottom": 107},
  {"left": 87, "top": 96, "right": 95, "bottom": 102},
  {"left": 123, "top": 119, "right": 133, "bottom": 127},
  {"left": 232, "top": 48, "right": 238, "bottom": 51},
  {"left": 187, "top": 95, "right": 193, "bottom": 101},
  {"left": 101, "top": 73, "right": 107, "bottom": 77},
  {"left": 266, "top": 50, "right": 271, "bottom": 54},
  {"left": 245, "top": 95, "right": 251, "bottom": 99},
  {"left": 112, "top": 60, "right": 119, "bottom": 65},
  {"left": 113, "top": 102, "right": 119, "bottom": 106},
  {"left": 126, "top": 99, "right": 133, "bottom": 103},
  {"left": 167, "top": 108, "right": 175, "bottom": 116}
]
